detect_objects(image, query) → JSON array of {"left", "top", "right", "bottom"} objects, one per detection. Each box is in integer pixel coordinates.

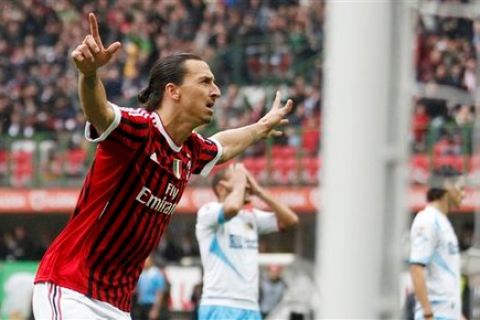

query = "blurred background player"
[
  {"left": 32, "top": 13, "right": 293, "bottom": 320},
  {"left": 259, "top": 264, "right": 287, "bottom": 319},
  {"left": 132, "top": 254, "right": 169, "bottom": 320},
  {"left": 195, "top": 164, "right": 298, "bottom": 320},
  {"left": 409, "top": 167, "right": 466, "bottom": 320}
]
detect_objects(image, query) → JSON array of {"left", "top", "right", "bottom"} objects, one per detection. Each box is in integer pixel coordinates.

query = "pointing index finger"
[
  {"left": 89, "top": 13, "right": 103, "bottom": 49},
  {"left": 273, "top": 91, "right": 281, "bottom": 109}
]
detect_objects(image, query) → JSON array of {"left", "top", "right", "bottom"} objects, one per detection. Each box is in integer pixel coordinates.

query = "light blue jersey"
[
  {"left": 196, "top": 202, "right": 278, "bottom": 314},
  {"left": 409, "top": 205, "right": 461, "bottom": 320},
  {"left": 137, "top": 267, "right": 166, "bottom": 305}
]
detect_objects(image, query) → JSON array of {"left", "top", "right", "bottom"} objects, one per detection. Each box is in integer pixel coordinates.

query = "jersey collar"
[{"left": 152, "top": 112, "right": 183, "bottom": 152}]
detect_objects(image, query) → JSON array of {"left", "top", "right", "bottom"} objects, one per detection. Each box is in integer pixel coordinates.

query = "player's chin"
[{"left": 201, "top": 112, "right": 214, "bottom": 123}]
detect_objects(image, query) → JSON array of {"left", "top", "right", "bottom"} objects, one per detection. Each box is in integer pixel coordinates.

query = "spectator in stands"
[
  {"left": 433, "top": 134, "right": 462, "bottom": 156},
  {"left": 452, "top": 103, "right": 474, "bottom": 155},
  {"left": 301, "top": 116, "right": 320, "bottom": 156},
  {"left": 1, "top": 1, "right": 322, "bottom": 189},
  {"left": 0, "top": 0, "right": 321, "bottom": 138},
  {"left": 195, "top": 164, "right": 298, "bottom": 319},
  {"left": 411, "top": 100, "right": 430, "bottom": 153},
  {"left": 416, "top": 15, "right": 475, "bottom": 91},
  {"left": 4, "top": 226, "right": 35, "bottom": 261}
]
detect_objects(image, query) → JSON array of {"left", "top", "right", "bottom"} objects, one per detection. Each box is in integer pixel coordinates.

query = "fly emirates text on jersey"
[{"left": 135, "top": 183, "right": 179, "bottom": 215}]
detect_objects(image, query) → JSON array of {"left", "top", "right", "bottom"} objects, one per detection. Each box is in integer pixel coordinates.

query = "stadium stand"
[{"left": 0, "top": 0, "right": 322, "bottom": 187}]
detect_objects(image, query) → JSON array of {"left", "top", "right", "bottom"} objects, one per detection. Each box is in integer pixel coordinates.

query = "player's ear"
[{"left": 165, "top": 83, "right": 180, "bottom": 101}]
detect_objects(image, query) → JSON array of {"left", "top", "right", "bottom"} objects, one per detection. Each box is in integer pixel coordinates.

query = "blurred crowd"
[
  {"left": 0, "top": 222, "right": 283, "bottom": 264},
  {"left": 0, "top": 0, "right": 322, "bottom": 139},
  {"left": 416, "top": 15, "right": 476, "bottom": 92},
  {"left": 0, "top": 0, "right": 322, "bottom": 187},
  {"left": 1, "top": 0, "right": 480, "bottom": 188},
  {"left": 411, "top": 97, "right": 475, "bottom": 154},
  {"left": 0, "top": 225, "right": 201, "bottom": 263},
  {"left": 0, "top": 226, "right": 50, "bottom": 261},
  {"left": 410, "top": 6, "right": 480, "bottom": 185}
]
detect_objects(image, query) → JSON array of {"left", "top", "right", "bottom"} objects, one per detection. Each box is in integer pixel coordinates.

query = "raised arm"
[
  {"left": 246, "top": 170, "right": 298, "bottom": 229},
  {"left": 210, "top": 91, "right": 293, "bottom": 163},
  {"left": 222, "top": 165, "right": 249, "bottom": 220},
  {"left": 71, "top": 13, "right": 122, "bottom": 133}
]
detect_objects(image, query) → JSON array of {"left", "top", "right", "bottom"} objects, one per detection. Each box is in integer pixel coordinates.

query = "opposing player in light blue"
[
  {"left": 196, "top": 164, "right": 298, "bottom": 320},
  {"left": 409, "top": 168, "right": 466, "bottom": 320}
]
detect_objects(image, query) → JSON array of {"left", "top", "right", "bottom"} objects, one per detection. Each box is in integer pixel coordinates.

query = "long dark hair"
[{"left": 138, "top": 53, "right": 203, "bottom": 111}]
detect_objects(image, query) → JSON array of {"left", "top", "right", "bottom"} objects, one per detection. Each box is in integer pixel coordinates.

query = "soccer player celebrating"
[
  {"left": 196, "top": 164, "right": 298, "bottom": 320},
  {"left": 409, "top": 167, "right": 467, "bottom": 320},
  {"left": 32, "top": 13, "right": 292, "bottom": 319}
]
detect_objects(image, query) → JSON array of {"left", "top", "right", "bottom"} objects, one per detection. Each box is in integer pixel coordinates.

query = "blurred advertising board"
[
  {"left": 0, "top": 262, "right": 38, "bottom": 320},
  {"left": 1, "top": 186, "right": 480, "bottom": 213}
]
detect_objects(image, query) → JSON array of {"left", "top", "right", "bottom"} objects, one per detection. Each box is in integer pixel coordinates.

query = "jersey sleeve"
[
  {"left": 253, "top": 209, "right": 279, "bottom": 235},
  {"left": 409, "top": 213, "right": 437, "bottom": 265},
  {"left": 85, "top": 102, "right": 151, "bottom": 150},
  {"left": 196, "top": 202, "right": 225, "bottom": 229},
  {"left": 189, "top": 132, "right": 223, "bottom": 177}
]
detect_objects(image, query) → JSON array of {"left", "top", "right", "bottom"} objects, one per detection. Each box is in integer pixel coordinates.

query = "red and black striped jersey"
[{"left": 35, "top": 102, "right": 222, "bottom": 312}]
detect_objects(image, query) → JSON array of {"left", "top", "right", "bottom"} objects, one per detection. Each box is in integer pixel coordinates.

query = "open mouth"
[{"left": 206, "top": 102, "right": 215, "bottom": 108}]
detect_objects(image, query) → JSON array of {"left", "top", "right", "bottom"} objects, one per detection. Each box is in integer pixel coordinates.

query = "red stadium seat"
[
  {"left": 409, "top": 154, "right": 430, "bottom": 184},
  {"left": 243, "top": 157, "right": 267, "bottom": 183},
  {"left": 271, "top": 157, "right": 297, "bottom": 184},
  {"left": 271, "top": 145, "right": 297, "bottom": 159},
  {"left": 11, "top": 150, "right": 34, "bottom": 187},
  {"left": 432, "top": 155, "right": 465, "bottom": 173},
  {"left": 0, "top": 150, "right": 7, "bottom": 177},
  {"left": 410, "top": 154, "right": 429, "bottom": 170},
  {"left": 301, "top": 156, "right": 320, "bottom": 184},
  {"left": 468, "top": 154, "right": 480, "bottom": 172},
  {"left": 64, "top": 148, "right": 88, "bottom": 177},
  {"left": 466, "top": 154, "right": 480, "bottom": 182},
  {"left": 302, "top": 128, "right": 320, "bottom": 156}
]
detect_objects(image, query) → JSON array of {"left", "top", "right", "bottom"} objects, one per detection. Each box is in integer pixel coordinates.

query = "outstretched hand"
[
  {"left": 71, "top": 13, "right": 122, "bottom": 76},
  {"left": 259, "top": 91, "right": 293, "bottom": 138}
]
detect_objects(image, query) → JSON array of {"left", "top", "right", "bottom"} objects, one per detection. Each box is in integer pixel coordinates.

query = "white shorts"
[{"left": 32, "top": 282, "right": 131, "bottom": 320}]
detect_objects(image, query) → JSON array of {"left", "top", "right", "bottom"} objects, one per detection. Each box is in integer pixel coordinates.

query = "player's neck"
[
  {"left": 430, "top": 200, "right": 448, "bottom": 215},
  {"left": 155, "top": 107, "right": 195, "bottom": 146}
]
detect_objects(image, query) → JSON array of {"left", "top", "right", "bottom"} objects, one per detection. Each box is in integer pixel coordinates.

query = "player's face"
[
  {"left": 447, "top": 178, "right": 465, "bottom": 209},
  {"left": 178, "top": 60, "right": 221, "bottom": 127}
]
